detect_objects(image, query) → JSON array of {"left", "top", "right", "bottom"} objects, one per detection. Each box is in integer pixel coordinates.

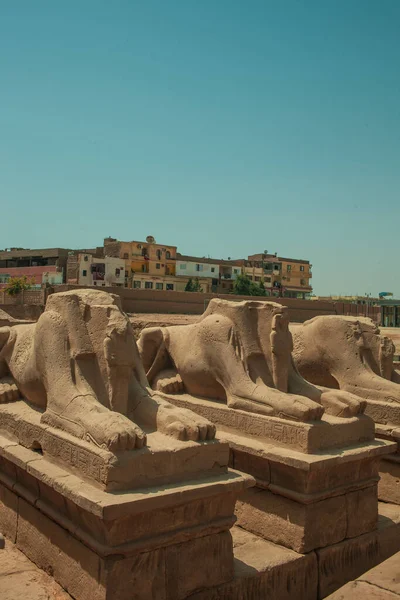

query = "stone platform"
[
  {"left": 0, "top": 424, "right": 252, "bottom": 600},
  {"left": 375, "top": 423, "right": 400, "bottom": 504},
  {"left": 161, "top": 392, "right": 396, "bottom": 554},
  {"left": 2, "top": 502, "right": 400, "bottom": 600},
  {"left": 160, "top": 393, "right": 376, "bottom": 453}
]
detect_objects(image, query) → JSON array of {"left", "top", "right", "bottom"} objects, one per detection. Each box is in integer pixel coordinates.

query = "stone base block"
[
  {"left": 0, "top": 401, "right": 229, "bottom": 491},
  {"left": 0, "top": 432, "right": 252, "bottom": 600},
  {"left": 317, "top": 501, "right": 400, "bottom": 598},
  {"left": 162, "top": 392, "right": 375, "bottom": 453},
  {"left": 235, "top": 484, "right": 378, "bottom": 554},
  {"left": 221, "top": 427, "right": 393, "bottom": 552},
  {"left": 189, "top": 502, "right": 400, "bottom": 600},
  {"left": 379, "top": 455, "right": 400, "bottom": 504},
  {"left": 189, "top": 527, "right": 318, "bottom": 600}
]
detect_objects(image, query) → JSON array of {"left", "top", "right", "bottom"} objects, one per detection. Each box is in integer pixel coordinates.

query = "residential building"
[
  {"left": 246, "top": 253, "right": 312, "bottom": 299},
  {"left": 176, "top": 254, "right": 221, "bottom": 292},
  {"left": 104, "top": 236, "right": 177, "bottom": 287},
  {"left": 67, "top": 253, "right": 126, "bottom": 287},
  {"left": 0, "top": 247, "right": 70, "bottom": 289},
  {"left": 129, "top": 273, "right": 211, "bottom": 292}
]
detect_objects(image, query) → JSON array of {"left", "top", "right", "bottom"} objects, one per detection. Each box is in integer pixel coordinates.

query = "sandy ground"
[
  {"left": 381, "top": 327, "right": 400, "bottom": 355},
  {"left": 0, "top": 538, "right": 71, "bottom": 600}
]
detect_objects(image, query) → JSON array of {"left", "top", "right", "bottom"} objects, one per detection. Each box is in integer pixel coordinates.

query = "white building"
[
  {"left": 78, "top": 254, "right": 125, "bottom": 287},
  {"left": 176, "top": 256, "right": 220, "bottom": 280}
]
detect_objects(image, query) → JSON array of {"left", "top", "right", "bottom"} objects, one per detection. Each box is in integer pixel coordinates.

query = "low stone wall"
[
  {"left": 53, "top": 285, "right": 339, "bottom": 323},
  {"left": 0, "top": 285, "right": 381, "bottom": 325}
]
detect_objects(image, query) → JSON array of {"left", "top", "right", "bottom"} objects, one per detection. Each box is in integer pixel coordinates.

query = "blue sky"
[{"left": 1, "top": 1, "right": 399, "bottom": 296}]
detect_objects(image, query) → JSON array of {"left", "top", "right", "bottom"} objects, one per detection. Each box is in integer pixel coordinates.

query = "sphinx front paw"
[{"left": 157, "top": 402, "right": 216, "bottom": 441}]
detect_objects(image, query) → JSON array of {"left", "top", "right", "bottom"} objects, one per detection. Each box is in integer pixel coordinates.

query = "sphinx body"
[
  {"left": 0, "top": 290, "right": 215, "bottom": 451},
  {"left": 138, "top": 299, "right": 365, "bottom": 422},
  {"left": 290, "top": 316, "right": 400, "bottom": 423}
]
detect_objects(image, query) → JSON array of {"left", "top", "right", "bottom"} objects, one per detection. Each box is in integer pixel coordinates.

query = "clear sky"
[{"left": 1, "top": 1, "right": 399, "bottom": 297}]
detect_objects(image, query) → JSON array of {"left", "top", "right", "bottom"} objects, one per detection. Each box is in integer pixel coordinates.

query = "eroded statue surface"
[
  {"left": 0, "top": 290, "right": 215, "bottom": 451},
  {"left": 291, "top": 316, "right": 400, "bottom": 424},
  {"left": 138, "top": 299, "right": 365, "bottom": 422}
]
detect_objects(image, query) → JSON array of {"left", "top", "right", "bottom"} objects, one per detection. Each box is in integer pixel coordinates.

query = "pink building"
[{"left": 0, "top": 265, "right": 62, "bottom": 288}]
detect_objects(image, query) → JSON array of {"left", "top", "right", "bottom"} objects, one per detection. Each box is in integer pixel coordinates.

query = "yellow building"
[
  {"left": 246, "top": 254, "right": 312, "bottom": 298},
  {"left": 104, "top": 236, "right": 177, "bottom": 288}
]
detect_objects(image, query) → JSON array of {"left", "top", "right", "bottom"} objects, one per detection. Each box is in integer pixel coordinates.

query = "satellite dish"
[{"left": 146, "top": 235, "right": 155, "bottom": 244}]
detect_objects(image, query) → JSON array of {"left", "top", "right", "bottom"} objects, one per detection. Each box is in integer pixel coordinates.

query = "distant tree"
[
  {"left": 185, "top": 278, "right": 194, "bottom": 292},
  {"left": 233, "top": 273, "right": 252, "bottom": 296},
  {"left": 233, "top": 274, "right": 267, "bottom": 297},
  {"left": 192, "top": 277, "right": 203, "bottom": 292},
  {"left": 5, "top": 275, "right": 35, "bottom": 296}
]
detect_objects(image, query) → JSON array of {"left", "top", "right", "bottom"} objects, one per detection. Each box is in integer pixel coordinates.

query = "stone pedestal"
[
  {"left": 0, "top": 402, "right": 253, "bottom": 600},
  {"left": 375, "top": 423, "right": 400, "bottom": 504},
  {"left": 161, "top": 393, "right": 396, "bottom": 554}
]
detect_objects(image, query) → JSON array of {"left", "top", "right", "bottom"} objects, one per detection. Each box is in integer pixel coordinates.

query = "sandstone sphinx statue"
[
  {"left": 290, "top": 316, "right": 400, "bottom": 420},
  {"left": 138, "top": 299, "right": 365, "bottom": 422},
  {"left": 0, "top": 290, "right": 215, "bottom": 451}
]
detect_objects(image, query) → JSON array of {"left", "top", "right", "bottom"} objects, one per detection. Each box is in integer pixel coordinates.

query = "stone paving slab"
[
  {"left": 326, "top": 550, "right": 400, "bottom": 599},
  {"left": 0, "top": 538, "right": 71, "bottom": 600}
]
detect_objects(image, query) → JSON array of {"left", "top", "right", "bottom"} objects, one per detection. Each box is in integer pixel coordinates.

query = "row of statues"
[{"left": 0, "top": 289, "right": 398, "bottom": 452}]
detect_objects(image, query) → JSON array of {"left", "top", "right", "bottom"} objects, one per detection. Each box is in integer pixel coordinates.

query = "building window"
[
  {"left": 156, "top": 250, "right": 161, "bottom": 260},
  {"left": 156, "top": 263, "right": 161, "bottom": 269},
  {"left": 287, "top": 265, "right": 292, "bottom": 272},
  {"left": 196, "top": 264, "right": 203, "bottom": 271},
  {"left": 233, "top": 269, "right": 239, "bottom": 274},
  {"left": 255, "top": 276, "right": 260, "bottom": 281},
  {"left": 300, "top": 265, "right": 305, "bottom": 271},
  {"left": 133, "top": 281, "right": 141, "bottom": 288},
  {"left": 84, "top": 255, "right": 89, "bottom": 261},
  {"left": 125, "top": 270, "right": 128, "bottom": 278},
  {"left": 300, "top": 279, "right": 306, "bottom": 285},
  {"left": 166, "top": 251, "right": 171, "bottom": 259},
  {"left": 274, "top": 264, "right": 280, "bottom": 270},
  {"left": 211, "top": 267, "right": 215, "bottom": 273},
  {"left": 180, "top": 264, "right": 186, "bottom": 270},
  {"left": 123, "top": 253, "right": 129, "bottom": 259},
  {"left": 82, "top": 270, "right": 87, "bottom": 276},
  {"left": 166, "top": 283, "right": 174, "bottom": 290},
  {"left": 266, "top": 277, "right": 271, "bottom": 283},
  {"left": 145, "top": 282, "right": 153, "bottom": 289},
  {"left": 156, "top": 283, "right": 163, "bottom": 290},
  {"left": 93, "top": 281, "right": 97, "bottom": 285},
  {"left": 115, "top": 268, "right": 120, "bottom": 276}
]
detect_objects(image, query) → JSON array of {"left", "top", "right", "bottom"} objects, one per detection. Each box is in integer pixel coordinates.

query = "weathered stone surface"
[
  {"left": 379, "top": 455, "right": 400, "bottom": 505},
  {"left": 0, "top": 427, "right": 252, "bottom": 600},
  {"left": 346, "top": 485, "right": 378, "bottom": 538},
  {"left": 17, "top": 498, "right": 104, "bottom": 600},
  {"left": 326, "top": 580, "right": 399, "bottom": 600},
  {"left": 0, "top": 483, "right": 18, "bottom": 543},
  {"left": 101, "top": 549, "right": 167, "bottom": 600},
  {"left": 188, "top": 527, "right": 318, "bottom": 600},
  {"left": 235, "top": 487, "right": 347, "bottom": 553},
  {"left": 326, "top": 550, "right": 400, "bottom": 599},
  {"left": 359, "top": 551, "right": 400, "bottom": 596},
  {"left": 165, "top": 531, "right": 234, "bottom": 599},
  {"left": 317, "top": 502, "right": 400, "bottom": 598}
]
